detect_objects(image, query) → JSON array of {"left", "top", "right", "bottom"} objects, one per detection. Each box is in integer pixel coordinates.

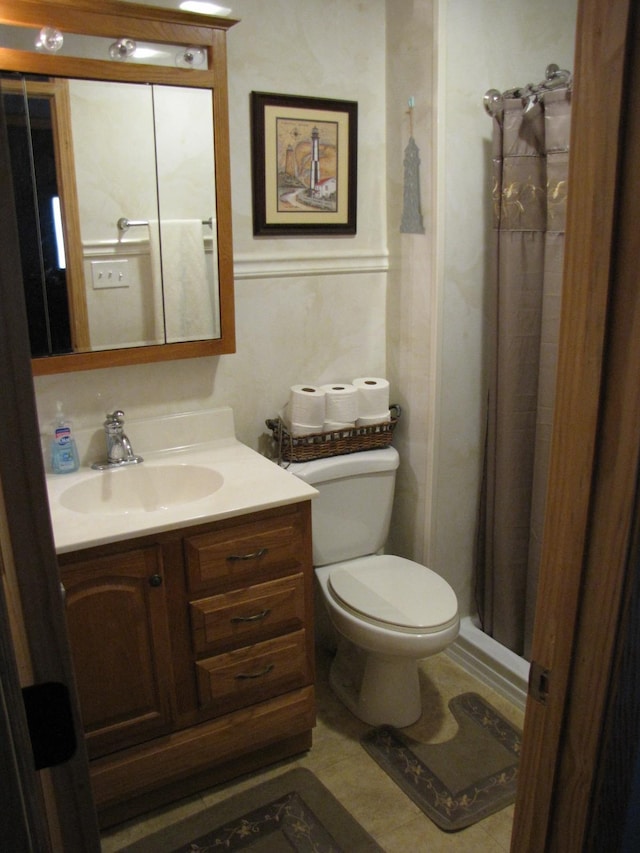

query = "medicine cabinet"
[{"left": 0, "top": 0, "right": 237, "bottom": 374}]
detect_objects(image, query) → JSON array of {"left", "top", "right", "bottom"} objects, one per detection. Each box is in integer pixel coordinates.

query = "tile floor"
[{"left": 101, "top": 649, "right": 524, "bottom": 852}]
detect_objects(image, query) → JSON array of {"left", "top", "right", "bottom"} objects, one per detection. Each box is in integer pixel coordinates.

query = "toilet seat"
[{"left": 327, "top": 554, "right": 458, "bottom": 635}]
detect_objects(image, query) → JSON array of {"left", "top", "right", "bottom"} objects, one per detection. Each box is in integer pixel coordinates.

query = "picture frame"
[{"left": 250, "top": 91, "right": 358, "bottom": 236}]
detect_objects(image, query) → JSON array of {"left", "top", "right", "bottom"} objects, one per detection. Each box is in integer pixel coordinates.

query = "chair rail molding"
[{"left": 233, "top": 248, "right": 389, "bottom": 280}]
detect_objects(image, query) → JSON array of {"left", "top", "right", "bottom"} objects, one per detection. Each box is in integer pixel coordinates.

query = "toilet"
[{"left": 289, "top": 446, "right": 459, "bottom": 727}]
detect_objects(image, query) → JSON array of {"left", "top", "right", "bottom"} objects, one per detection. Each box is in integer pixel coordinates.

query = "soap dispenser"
[{"left": 51, "top": 402, "right": 79, "bottom": 474}]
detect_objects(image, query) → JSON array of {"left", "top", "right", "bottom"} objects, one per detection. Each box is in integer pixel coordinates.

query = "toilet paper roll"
[
  {"left": 352, "top": 377, "right": 390, "bottom": 418},
  {"left": 323, "top": 420, "right": 356, "bottom": 432},
  {"left": 356, "top": 412, "right": 391, "bottom": 427},
  {"left": 290, "top": 422, "right": 324, "bottom": 437},
  {"left": 320, "top": 383, "right": 359, "bottom": 424},
  {"left": 288, "top": 385, "right": 326, "bottom": 429},
  {"left": 280, "top": 403, "right": 321, "bottom": 438}
]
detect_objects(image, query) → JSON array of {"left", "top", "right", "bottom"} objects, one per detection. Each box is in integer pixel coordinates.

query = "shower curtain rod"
[{"left": 484, "top": 63, "right": 572, "bottom": 117}]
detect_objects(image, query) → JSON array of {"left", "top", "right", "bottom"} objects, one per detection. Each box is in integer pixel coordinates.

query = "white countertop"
[{"left": 46, "top": 408, "right": 316, "bottom": 554}]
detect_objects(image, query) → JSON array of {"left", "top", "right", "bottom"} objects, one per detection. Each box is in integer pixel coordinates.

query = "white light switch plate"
[{"left": 91, "top": 259, "right": 129, "bottom": 289}]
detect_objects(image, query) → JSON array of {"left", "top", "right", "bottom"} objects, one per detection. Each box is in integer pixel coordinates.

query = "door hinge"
[{"left": 529, "top": 660, "right": 551, "bottom": 704}]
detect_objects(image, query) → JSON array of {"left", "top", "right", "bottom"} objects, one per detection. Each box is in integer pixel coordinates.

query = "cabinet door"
[{"left": 61, "top": 546, "right": 173, "bottom": 759}]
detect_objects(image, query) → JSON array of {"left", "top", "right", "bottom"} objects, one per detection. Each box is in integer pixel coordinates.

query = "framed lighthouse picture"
[{"left": 250, "top": 91, "right": 357, "bottom": 236}]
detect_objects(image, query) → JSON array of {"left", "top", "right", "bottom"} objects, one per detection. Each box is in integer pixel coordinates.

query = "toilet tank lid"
[{"left": 286, "top": 446, "right": 399, "bottom": 485}]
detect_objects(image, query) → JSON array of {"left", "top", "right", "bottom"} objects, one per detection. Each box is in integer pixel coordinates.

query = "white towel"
[
  {"left": 147, "top": 220, "right": 166, "bottom": 343},
  {"left": 159, "top": 219, "right": 213, "bottom": 343}
]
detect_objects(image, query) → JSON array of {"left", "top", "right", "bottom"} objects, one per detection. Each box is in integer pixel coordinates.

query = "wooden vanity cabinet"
[{"left": 58, "top": 501, "right": 315, "bottom": 826}]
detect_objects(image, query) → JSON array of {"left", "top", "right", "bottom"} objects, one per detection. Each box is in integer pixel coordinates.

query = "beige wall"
[
  {"left": 384, "top": 0, "right": 576, "bottom": 617},
  {"left": 385, "top": 0, "right": 437, "bottom": 569},
  {"left": 34, "top": 0, "right": 578, "bottom": 625},
  {"left": 431, "top": 0, "right": 578, "bottom": 613},
  {"left": 34, "top": 0, "right": 388, "bottom": 453}
]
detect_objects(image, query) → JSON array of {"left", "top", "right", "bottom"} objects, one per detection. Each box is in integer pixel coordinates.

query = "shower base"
[{"left": 445, "top": 615, "right": 530, "bottom": 711}]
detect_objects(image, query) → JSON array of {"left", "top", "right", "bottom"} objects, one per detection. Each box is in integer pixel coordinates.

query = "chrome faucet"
[{"left": 91, "top": 410, "right": 143, "bottom": 470}]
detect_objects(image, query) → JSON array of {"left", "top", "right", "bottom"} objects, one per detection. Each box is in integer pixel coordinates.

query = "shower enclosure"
[{"left": 476, "top": 65, "right": 573, "bottom": 660}]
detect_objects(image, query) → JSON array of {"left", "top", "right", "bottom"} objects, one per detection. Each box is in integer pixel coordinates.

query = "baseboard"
[{"left": 445, "top": 618, "right": 530, "bottom": 712}]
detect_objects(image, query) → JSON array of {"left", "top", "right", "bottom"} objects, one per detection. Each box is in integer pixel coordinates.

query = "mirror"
[
  {"left": 0, "top": 0, "right": 237, "bottom": 374},
  {"left": 3, "top": 75, "right": 220, "bottom": 355}
]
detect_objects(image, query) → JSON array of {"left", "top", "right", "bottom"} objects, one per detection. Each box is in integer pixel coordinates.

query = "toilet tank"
[{"left": 288, "top": 447, "right": 400, "bottom": 567}]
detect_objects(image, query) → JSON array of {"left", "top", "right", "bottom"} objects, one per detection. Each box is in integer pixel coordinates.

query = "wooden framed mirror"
[{"left": 0, "top": 0, "right": 237, "bottom": 374}]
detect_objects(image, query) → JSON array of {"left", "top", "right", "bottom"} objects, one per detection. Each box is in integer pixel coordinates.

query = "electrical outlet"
[{"left": 91, "top": 259, "right": 129, "bottom": 289}]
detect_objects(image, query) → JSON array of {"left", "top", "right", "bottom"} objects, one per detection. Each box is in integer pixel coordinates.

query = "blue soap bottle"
[{"left": 51, "top": 402, "right": 80, "bottom": 474}]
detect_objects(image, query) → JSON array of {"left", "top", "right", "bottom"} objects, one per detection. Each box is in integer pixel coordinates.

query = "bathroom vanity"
[{"left": 46, "top": 409, "right": 317, "bottom": 826}]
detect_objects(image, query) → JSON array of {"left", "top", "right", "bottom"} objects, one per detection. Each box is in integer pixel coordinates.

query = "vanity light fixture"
[
  {"left": 35, "top": 26, "right": 63, "bottom": 53},
  {"left": 108, "top": 37, "right": 137, "bottom": 61},
  {"left": 179, "top": 2, "right": 232, "bottom": 16}
]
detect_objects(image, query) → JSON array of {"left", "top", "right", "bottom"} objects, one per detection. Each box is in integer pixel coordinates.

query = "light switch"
[{"left": 91, "top": 259, "right": 129, "bottom": 289}]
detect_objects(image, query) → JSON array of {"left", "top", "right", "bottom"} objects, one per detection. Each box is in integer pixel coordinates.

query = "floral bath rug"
[
  {"left": 361, "top": 691, "right": 522, "bottom": 831},
  {"left": 118, "top": 768, "right": 383, "bottom": 852}
]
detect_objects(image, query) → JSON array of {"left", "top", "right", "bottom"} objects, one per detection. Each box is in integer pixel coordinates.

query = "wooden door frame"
[{"left": 511, "top": 0, "right": 638, "bottom": 849}]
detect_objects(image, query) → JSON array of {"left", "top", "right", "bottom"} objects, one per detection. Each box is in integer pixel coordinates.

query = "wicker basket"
[{"left": 266, "top": 404, "right": 401, "bottom": 463}]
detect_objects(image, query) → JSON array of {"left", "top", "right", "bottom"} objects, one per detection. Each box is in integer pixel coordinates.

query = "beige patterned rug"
[
  {"left": 361, "top": 692, "right": 521, "bottom": 831},
  {"left": 119, "top": 768, "right": 383, "bottom": 852}
]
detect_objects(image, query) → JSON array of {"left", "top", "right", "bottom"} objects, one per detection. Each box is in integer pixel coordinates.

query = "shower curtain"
[{"left": 476, "top": 83, "right": 572, "bottom": 659}]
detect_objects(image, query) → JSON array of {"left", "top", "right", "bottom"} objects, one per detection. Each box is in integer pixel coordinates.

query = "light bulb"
[
  {"left": 36, "top": 27, "right": 64, "bottom": 53},
  {"left": 108, "top": 38, "right": 137, "bottom": 61},
  {"left": 176, "top": 46, "right": 206, "bottom": 68}
]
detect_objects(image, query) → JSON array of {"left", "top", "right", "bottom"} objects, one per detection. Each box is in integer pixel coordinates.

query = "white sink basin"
[
  {"left": 45, "top": 410, "right": 318, "bottom": 553},
  {"left": 60, "top": 464, "right": 224, "bottom": 515}
]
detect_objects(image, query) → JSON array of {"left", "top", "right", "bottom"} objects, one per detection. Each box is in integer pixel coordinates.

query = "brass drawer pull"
[
  {"left": 234, "top": 664, "right": 274, "bottom": 680},
  {"left": 230, "top": 609, "right": 271, "bottom": 624},
  {"left": 227, "top": 547, "right": 268, "bottom": 562}
]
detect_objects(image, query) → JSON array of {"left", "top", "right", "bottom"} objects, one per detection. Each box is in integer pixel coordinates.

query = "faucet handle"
[
  {"left": 105, "top": 410, "right": 125, "bottom": 425},
  {"left": 92, "top": 409, "right": 142, "bottom": 469}
]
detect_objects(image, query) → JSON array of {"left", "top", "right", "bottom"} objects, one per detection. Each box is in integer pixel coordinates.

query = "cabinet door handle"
[
  {"left": 226, "top": 548, "right": 268, "bottom": 562},
  {"left": 230, "top": 608, "right": 271, "bottom": 624},
  {"left": 149, "top": 574, "right": 163, "bottom": 587},
  {"left": 234, "top": 664, "right": 274, "bottom": 680}
]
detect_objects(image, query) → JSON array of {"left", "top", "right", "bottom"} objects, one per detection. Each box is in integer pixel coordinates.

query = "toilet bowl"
[
  {"left": 316, "top": 555, "right": 459, "bottom": 726},
  {"left": 289, "top": 447, "right": 459, "bottom": 727}
]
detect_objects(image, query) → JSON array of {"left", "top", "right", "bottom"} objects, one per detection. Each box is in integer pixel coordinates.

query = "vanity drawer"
[
  {"left": 195, "top": 630, "right": 310, "bottom": 712},
  {"left": 184, "top": 510, "right": 307, "bottom": 593},
  {"left": 190, "top": 573, "right": 305, "bottom": 655}
]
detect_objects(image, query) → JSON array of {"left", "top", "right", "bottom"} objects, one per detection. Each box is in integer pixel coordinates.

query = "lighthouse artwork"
[
  {"left": 276, "top": 117, "right": 338, "bottom": 212},
  {"left": 251, "top": 91, "right": 357, "bottom": 235}
]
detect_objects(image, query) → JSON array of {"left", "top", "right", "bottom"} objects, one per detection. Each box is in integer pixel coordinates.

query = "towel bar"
[{"left": 117, "top": 217, "right": 213, "bottom": 231}]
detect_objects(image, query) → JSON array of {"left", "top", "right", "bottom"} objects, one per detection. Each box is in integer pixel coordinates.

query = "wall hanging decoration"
[
  {"left": 250, "top": 91, "right": 357, "bottom": 236},
  {"left": 400, "top": 96, "right": 425, "bottom": 234}
]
